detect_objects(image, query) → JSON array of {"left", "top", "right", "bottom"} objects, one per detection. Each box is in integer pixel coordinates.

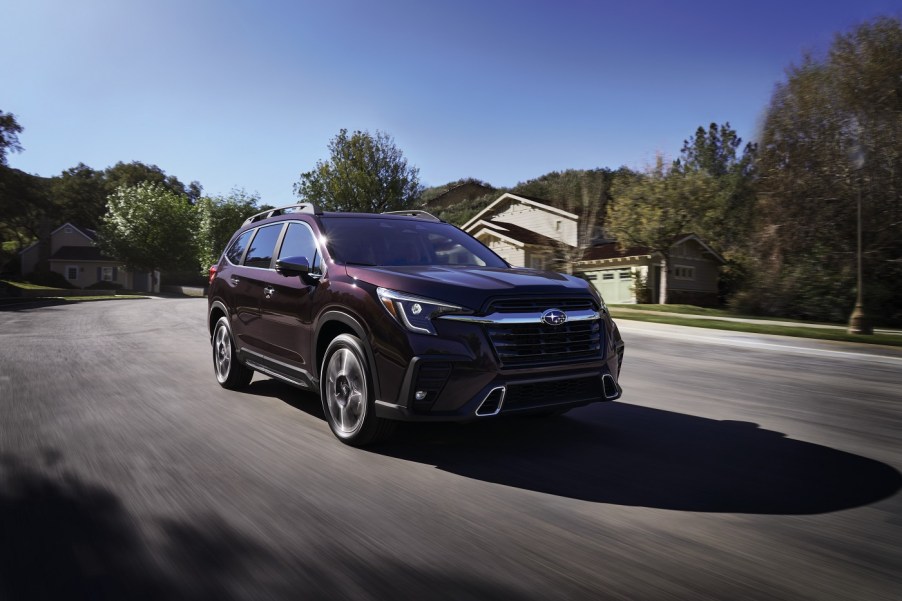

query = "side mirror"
[{"left": 275, "top": 255, "right": 311, "bottom": 277}]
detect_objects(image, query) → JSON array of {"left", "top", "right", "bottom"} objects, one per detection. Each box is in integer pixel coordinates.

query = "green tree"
[
  {"left": 294, "top": 129, "right": 423, "bottom": 213},
  {"left": 673, "top": 122, "right": 758, "bottom": 300},
  {"left": 48, "top": 163, "right": 108, "bottom": 230},
  {"left": 104, "top": 161, "right": 202, "bottom": 202},
  {"left": 98, "top": 183, "right": 198, "bottom": 276},
  {"left": 0, "top": 110, "right": 24, "bottom": 166},
  {"left": 607, "top": 157, "right": 718, "bottom": 303},
  {"left": 196, "top": 189, "right": 264, "bottom": 273},
  {"left": 742, "top": 16, "right": 902, "bottom": 323}
]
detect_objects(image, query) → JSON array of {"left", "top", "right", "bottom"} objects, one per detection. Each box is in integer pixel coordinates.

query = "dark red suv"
[{"left": 208, "top": 204, "right": 624, "bottom": 446}]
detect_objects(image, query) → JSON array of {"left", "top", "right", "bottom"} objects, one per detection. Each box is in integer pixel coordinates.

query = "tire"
[
  {"left": 320, "top": 334, "right": 395, "bottom": 446},
  {"left": 212, "top": 317, "right": 253, "bottom": 390}
]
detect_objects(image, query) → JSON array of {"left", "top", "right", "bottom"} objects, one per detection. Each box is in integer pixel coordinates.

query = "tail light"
[{"left": 208, "top": 264, "right": 218, "bottom": 284}]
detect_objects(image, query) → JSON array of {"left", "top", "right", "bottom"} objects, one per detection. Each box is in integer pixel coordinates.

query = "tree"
[
  {"left": 294, "top": 129, "right": 423, "bottom": 213},
  {"left": 740, "top": 16, "right": 902, "bottom": 323},
  {"left": 196, "top": 189, "right": 265, "bottom": 273},
  {"left": 48, "top": 163, "right": 108, "bottom": 230},
  {"left": 104, "top": 161, "right": 202, "bottom": 203},
  {"left": 98, "top": 183, "right": 198, "bottom": 276},
  {"left": 607, "top": 157, "right": 718, "bottom": 303},
  {"left": 672, "top": 122, "right": 758, "bottom": 301},
  {"left": 0, "top": 110, "right": 24, "bottom": 166}
]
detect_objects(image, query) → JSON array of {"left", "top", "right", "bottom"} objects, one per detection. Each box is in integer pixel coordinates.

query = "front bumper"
[{"left": 374, "top": 354, "right": 622, "bottom": 422}]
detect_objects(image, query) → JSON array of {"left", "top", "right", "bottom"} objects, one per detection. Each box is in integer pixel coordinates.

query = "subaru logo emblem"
[{"left": 541, "top": 308, "right": 567, "bottom": 326}]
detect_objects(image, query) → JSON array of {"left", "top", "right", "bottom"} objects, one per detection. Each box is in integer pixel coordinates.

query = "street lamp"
[{"left": 847, "top": 144, "right": 872, "bottom": 335}]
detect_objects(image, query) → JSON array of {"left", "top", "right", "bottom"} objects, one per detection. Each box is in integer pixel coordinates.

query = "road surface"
[{"left": 0, "top": 298, "right": 900, "bottom": 600}]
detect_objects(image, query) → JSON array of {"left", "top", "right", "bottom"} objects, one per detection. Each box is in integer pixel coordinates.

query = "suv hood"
[{"left": 345, "top": 265, "right": 594, "bottom": 311}]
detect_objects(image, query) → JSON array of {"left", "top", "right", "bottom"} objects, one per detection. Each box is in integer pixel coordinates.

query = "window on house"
[
  {"left": 66, "top": 266, "right": 78, "bottom": 280},
  {"left": 674, "top": 265, "right": 695, "bottom": 280},
  {"left": 602, "top": 272, "right": 615, "bottom": 280},
  {"left": 101, "top": 267, "right": 114, "bottom": 281},
  {"left": 530, "top": 256, "right": 544, "bottom": 270},
  {"left": 619, "top": 270, "right": 631, "bottom": 280}
]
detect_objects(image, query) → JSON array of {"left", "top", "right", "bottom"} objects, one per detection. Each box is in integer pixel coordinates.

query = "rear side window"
[
  {"left": 244, "top": 224, "right": 284, "bottom": 269},
  {"left": 225, "top": 230, "right": 253, "bottom": 265}
]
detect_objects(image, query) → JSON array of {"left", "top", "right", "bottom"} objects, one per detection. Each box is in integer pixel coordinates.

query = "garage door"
[{"left": 595, "top": 269, "right": 633, "bottom": 304}]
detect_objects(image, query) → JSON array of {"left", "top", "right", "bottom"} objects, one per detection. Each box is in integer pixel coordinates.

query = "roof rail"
[
  {"left": 382, "top": 210, "right": 442, "bottom": 222},
  {"left": 243, "top": 203, "right": 323, "bottom": 225}
]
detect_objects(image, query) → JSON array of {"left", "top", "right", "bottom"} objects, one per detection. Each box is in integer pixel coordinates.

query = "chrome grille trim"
[{"left": 439, "top": 309, "right": 599, "bottom": 325}]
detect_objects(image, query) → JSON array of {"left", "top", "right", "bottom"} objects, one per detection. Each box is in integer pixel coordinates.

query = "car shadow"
[
  {"left": 242, "top": 380, "right": 901, "bottom": 514},
  {"left": 374, "top": 402, "right": 902, "bottom": 514}
]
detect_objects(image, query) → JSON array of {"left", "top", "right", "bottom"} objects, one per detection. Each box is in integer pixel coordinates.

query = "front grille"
[
  {"left": 503, "top": 376, "right": 602, "bottom": 411},
  {"left": 487, "top": 297, "right": 596, "bottom": 313},
  {"left": 487, "top": 320, "right": 602, "bottom": 368}
]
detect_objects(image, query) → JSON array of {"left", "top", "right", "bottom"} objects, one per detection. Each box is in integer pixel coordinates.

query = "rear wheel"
[
  {"left": 212, "top": 317, "right": 253, "bottom": 389},
  {"left": 321, "top": 334, "right": 395, "bottom": 446}
]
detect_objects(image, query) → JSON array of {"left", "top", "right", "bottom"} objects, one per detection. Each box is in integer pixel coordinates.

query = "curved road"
[{"left": 1, "top": 298, "right": 900, "bottom": 600}]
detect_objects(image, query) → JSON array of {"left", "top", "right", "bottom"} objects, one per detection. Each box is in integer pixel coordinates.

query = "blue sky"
[{"left": 2, "top": 0, "right": 899, "bottom": 204}]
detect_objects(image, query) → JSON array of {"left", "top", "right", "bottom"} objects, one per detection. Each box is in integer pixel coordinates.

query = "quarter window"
[
  {"left": 226, "top": 230, "right": 254, "bottom": 265},
  {"left": 244, "top": 224, "right": 284, "bottom": 269}
]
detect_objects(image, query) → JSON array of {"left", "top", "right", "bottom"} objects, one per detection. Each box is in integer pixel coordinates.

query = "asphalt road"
[{"left": 1, "top": 298, "right": 900, "bottom": 601}]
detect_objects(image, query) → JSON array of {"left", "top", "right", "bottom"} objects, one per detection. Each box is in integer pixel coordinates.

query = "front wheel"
[
  {"left": 320, "top": 334, "right": 395, "bottom": 446},
  {"left": 212, "top": 317, "right": 253, "bottom": 389}
]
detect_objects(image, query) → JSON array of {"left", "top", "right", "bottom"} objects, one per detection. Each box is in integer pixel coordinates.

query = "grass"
[
  {"left": 1, "top": 279, "right": 63, "bottom": 290},
  {"left": 609, "top": 308, "right": 902, "bottom": 347}
]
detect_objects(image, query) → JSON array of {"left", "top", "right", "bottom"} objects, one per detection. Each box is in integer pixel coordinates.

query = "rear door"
[{"left": 231, "top": 223, "right": 285, "bottom": 354}]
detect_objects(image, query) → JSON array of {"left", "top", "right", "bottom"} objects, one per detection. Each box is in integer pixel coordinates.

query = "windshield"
[{"left": 320, "top": 217, "right": 508, "bottom": 268}]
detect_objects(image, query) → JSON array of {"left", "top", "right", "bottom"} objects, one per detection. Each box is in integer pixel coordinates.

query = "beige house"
[
  {"left": 19, "top": 223, "right": 159, "bottom": 292},
  {"left": 463, "top": 193, "right": 724, "bottom": 306},
  {"left": 462, "top": 193, "right": 579, "bottom": 270}
]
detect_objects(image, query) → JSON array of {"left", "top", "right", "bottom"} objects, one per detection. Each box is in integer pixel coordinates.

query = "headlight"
[{"left": 377, "top": 287, "right": 468, "bottom": 335}]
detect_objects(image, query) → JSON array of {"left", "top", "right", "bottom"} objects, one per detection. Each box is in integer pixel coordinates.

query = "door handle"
[
  {"left": 230, "top": 276, "right": 240, "bottom": 285},
  {"left": 263, "top": 286, "right": 275, "bottom": 299}
]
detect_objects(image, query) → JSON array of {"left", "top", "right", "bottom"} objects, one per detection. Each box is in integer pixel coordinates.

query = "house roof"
[
  {"left": 483, "top": 221, "right": 563, "bottom": 247},
  {"left": 51, "top": 223, "right": 97, "bottom": 241},
  {"left": 462, "top": 192, "right": 579, "bottom": 231},
  {"left": 49, "top": 246, "right": 120, "bottom": 263},
  {"left": 19, "top": 222, "right": 97, "bottom": 255},
  {"left": 581, "top": 242, "right": 653, "bottom": 261},
  {"left": 578, "top": 234, "right": 726, "bottom": 264}
]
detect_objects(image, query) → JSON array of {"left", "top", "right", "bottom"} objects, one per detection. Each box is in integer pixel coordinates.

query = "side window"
[
  {"left": 244, "top": 224, "right": 284, "bottom": 269},
  {"left": 226, "top": 230, "right": 254, "bottom": 265},
  {"left": 277, "top": 222, "right": 318, "bottom": 268}
]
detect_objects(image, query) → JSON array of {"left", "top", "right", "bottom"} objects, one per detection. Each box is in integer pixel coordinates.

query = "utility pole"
[{"left": 847, "top": 144, "right": 872, "bottom": 335}]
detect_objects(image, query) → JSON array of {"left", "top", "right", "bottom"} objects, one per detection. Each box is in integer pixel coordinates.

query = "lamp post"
[{"left": 847, "top": 145, "right": 872, "bottom": 335}]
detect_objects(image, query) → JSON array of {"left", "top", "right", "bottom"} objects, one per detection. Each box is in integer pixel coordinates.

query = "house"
[
  {"left": 463, "top": 193, "right": 724, "bottom": 306},
  {"left": 462, "top": 193, "right": 579, "bottom": 270},
  {"left": 19, "top": 223, "right": 159, "bottom": 292},
  {"left": 579, "top": 236, "right": 725, "bottom": 306}
]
